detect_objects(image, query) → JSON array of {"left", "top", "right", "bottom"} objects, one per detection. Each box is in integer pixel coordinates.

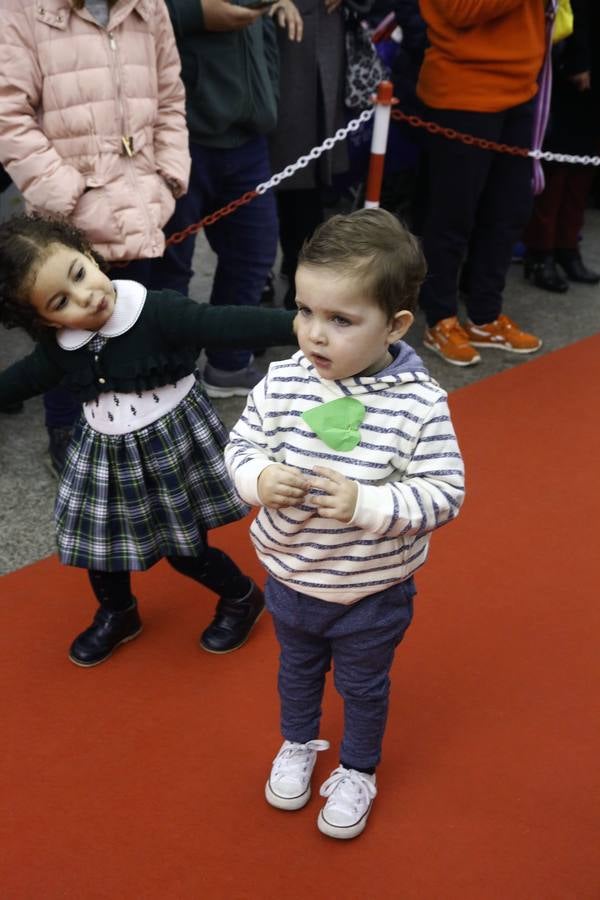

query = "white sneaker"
[
  {"left": 317, "top": 766, "right": 377, "bottom": 839},
  {"left": 265, "top": 739, "right": 330, "bottom": 811}
]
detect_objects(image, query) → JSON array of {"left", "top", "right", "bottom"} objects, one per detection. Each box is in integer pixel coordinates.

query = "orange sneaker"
[
  {"left": 423, "top": 316, "right": 481, "bottom": 367},
  {"left": 465, "top": 314, "right": 542, "bottom": 354}
]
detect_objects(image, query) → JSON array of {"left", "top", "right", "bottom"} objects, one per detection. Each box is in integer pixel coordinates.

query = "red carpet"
[{"left": 1, "top": 336, "right": 599, "bottom": 899}]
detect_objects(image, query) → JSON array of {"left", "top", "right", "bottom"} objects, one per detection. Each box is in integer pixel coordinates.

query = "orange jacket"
[{"left": 417, "top": 0, "right": 547, "bottom": 112}]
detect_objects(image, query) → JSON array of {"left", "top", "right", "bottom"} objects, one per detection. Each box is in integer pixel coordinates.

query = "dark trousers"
[
  {"left": 419, "top": 101, "right": 535, "bottom": 327},
  {"left": 523, "top": 162, "right": 597, "bottom": 252},
  {"left": 266, "top": 576, "right": 415, "bottom": 771},
  {"left": 43, "top": 259, "right": 158, "bottom": 430},
  {"left": 151, "top": 136, "right": 278, "bottom": 371}
]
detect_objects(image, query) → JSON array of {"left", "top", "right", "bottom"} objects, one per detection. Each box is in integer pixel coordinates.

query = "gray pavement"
[{"left": 1, "top": 214, "right": 599, "bottom": 575}]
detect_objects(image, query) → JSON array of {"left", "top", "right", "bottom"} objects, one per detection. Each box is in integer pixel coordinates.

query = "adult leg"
[
  {"left": 43, "top": 387, "right": 81, "bottom": 477},
  {"left": 276, "top": 187, "right": 324, "bottom": 308},
  {"left": 149, "top": 142, "right": 212, "bottom": 295},
  {"left": 167, "top": 535, "right": 264, "bottom": 654},
  {"left": 69, "top": 570, "right": 142, "bottom": 667},
  {"left": 203, "top": 136, "right": 278, "bottom": 374},
  {"left": 465, "top": 100, "right": 536, "bottom": 324},
  {"left": 554, "top": 165, "right": 600, "bottom": 283},
  {"left": 419, "top": 108, "right": 499, "bottom": 327},
  {"left": 521, "top": 163, "right": 570, "bottom": 293}
]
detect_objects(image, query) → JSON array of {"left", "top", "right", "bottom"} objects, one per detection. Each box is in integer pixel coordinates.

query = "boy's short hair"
[{"left": 298, "top": 208, "right": 427, "bottom": 317}]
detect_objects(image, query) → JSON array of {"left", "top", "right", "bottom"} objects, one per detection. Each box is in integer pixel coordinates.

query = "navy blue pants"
[
  {"left": 419, "top": 100, "right": 535, "bottom": 327},
  {"left": 265, "top": 576, "right": 415, "bottom": 771},
  {"left": 151, "top": 135, "right": 278, "bottom": 372}
]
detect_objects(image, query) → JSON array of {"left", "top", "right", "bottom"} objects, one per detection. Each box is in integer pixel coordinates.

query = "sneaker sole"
[
  {"left": 202, "top": 382, "right": 253, "bottom": 399},
  {"left": 68, "top": 624, "right": 143, "bottom": 668},
  {"left": 468, "top": 340, "right": 542, "bottom": 354},
  {"left": 317, "top": 803, "right": 373, "bottom": 840},
  {"left": 423, "top": 340, "right": 481, "bottom": 367},
  {"left": 198, "top": 607, "right": 265, "bottom": 655},
  {"left": 265, "top": 780, "right": 311, "bottom": 811}
]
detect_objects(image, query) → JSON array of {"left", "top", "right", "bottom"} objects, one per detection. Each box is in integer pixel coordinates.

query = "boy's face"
[
  {"left": 294, "top": 264, "right": 413, "bottom": 381},
  {"left": 28, "top": 243, "right": 116, "bottom": 332}
]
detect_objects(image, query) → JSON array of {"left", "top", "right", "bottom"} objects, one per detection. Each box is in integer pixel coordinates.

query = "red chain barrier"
[
  {"left": 166, "top": 189, "right": 258, "bottom": 246},
  {"left": 391, "top": 107, "right": 530, "bottom": 157}
]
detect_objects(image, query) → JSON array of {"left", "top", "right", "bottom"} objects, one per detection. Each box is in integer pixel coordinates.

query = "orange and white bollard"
[{"left": 363, "top": 81, "right": 395, "bottom": 209}]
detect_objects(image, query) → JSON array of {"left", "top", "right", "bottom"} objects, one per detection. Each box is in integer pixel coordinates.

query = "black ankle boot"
[
  {"left": 69, "top": 601, "right": 142, "bottom": 667},
  {"left": 523, "top": 253, "right": 568, "bottom": 293},
  {"left": 199, "top": 581, "right": 264, "bottom": 654},
  {"left": 555, "top": 249, "right": 600, "bottom": 284}
]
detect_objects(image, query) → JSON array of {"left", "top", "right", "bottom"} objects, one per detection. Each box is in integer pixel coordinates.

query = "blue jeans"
[
  {"left": 152, "top": 136, "right": 278, "bottom": 371},
  {"left": 266, "top": 576, "right": 415, "bottom": 770}
]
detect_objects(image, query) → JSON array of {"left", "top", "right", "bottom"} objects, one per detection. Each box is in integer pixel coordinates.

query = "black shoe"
[
  {"left": 555, "top": 249, "right": 600, "bottom": 284},
  {"left": 523, "top": 253, "right": 569, "bottom": 293},
  {"left": 47, "top": 425, "right": 74, "bottom": 478},
  {"left": 69, "top": 601, "right": 142, "bottom": 667},
  {"left": 0, "top": 400, "right": 24, "bottom": 414},
  {"left": 199, "top": 581, "right": 264, "bottom": 654}
]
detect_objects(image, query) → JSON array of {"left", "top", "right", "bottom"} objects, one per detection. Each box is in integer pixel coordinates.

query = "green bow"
[{"left": 302, "top": 396, "right": 365, "bottom": 452}]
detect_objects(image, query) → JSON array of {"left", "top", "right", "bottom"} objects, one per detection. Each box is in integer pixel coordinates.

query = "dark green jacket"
[
  {"left": 0, "top": 290, "right": 295, "bottom": 405},
  {"left": 165, "top": 0, "right": 279, "bottom": 148}
]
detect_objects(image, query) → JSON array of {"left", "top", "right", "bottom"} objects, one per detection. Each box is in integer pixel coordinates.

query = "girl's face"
[
  {"left": 28, "top": 243, "right": 116, "bottom": 331},
  {"left": 294, "top": 264, "right": 413, "bottom": 381}
]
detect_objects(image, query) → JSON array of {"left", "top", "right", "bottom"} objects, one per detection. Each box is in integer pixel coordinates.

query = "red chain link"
[
  {"left": 391, "top": 108, "right": 530, "bottom": 158},
  {"left": 110, "top": 188, "right": 259, "bottom": 267},
  {"left": 166, "top": 189, "right": 258, "bottom": 246}
]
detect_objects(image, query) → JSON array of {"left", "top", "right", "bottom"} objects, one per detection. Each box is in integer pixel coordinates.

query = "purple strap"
[{"left": 531, "top": 0, "right": 558, "bottom": 194}]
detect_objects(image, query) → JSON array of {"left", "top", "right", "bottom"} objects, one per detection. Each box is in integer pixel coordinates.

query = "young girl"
[
  {"left": 0, "top": 214, "right": 296, "bottom": 667},
  {"left": 0, "top": 0, "right": 191, "bottom": 473}
]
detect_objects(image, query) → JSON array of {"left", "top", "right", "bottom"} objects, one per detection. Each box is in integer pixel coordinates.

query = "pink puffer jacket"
[{"left": 0, "top": 0, "right": 190, "bottom": 261}]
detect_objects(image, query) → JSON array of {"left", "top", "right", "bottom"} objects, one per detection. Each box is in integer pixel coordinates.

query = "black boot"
[
  {"left": 523, "top": 253, "right": 568, "bottom": 293},
  {"left": 200, "top": 581, "right": 265, "bottom": 654},
  {"left": 69, "top": 601, "right": 142, "bottom": 667},
  {"left": 555, "top": 249, "right": 600, "bottom": 284}
]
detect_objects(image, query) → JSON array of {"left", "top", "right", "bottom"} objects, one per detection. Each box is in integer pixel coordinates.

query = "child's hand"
[
  {"left": 309, "top": 466, "right": 358, "bottom": 523},
  {"left": 257, "top": 463, "right": 308, "bottom": 508}
]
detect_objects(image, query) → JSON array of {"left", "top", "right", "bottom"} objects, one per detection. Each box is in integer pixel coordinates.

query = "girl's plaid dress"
[{"left": 55, "top": 334, "right": 248, "bottom": 572}]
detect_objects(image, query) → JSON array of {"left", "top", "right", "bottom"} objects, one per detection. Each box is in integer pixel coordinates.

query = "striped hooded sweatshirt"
[{"left": 225, "top": 343, "right": 465, "bottom": 604}]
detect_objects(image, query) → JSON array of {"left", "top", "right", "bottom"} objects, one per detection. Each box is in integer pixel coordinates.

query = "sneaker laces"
[
  {"left": 271, "top": 739, "right": 330, "bottom": 784},
  {"left": 319, "top": 766, "right": 377, "bottom": 815},
  {"left": 435, "top": 317, "right": 471, "bottom": 347}
]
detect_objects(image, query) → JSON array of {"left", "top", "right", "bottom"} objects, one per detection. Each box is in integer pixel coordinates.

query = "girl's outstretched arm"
[
  {"left": 0, "top": 345, "right": 63, "bottom": 407},
  {"left": 153, "top": 291, "right": 297, "bottom": 351}
]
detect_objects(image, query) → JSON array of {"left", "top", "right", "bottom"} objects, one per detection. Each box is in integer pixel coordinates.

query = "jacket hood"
[{"left": 295, "top": 341, "right": 433, "bottom": 397}]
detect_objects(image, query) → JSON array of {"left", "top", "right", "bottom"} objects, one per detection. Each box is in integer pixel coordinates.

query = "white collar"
[{"left": 56, "top": 280, "right": 147, "bottom": 351}]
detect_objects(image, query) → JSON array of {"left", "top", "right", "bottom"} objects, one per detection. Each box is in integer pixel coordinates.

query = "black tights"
[{"left": 88, "top": 544, "right": 250, "bottom": 612}]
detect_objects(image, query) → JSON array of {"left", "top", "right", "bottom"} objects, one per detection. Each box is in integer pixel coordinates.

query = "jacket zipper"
[{"left": 107, "top": 30, "right": 156, "bottom": 251}]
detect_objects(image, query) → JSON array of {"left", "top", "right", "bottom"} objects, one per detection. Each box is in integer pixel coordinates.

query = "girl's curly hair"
[{"left": 0, "top": 213, "right": 107, "bottom": 339}]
